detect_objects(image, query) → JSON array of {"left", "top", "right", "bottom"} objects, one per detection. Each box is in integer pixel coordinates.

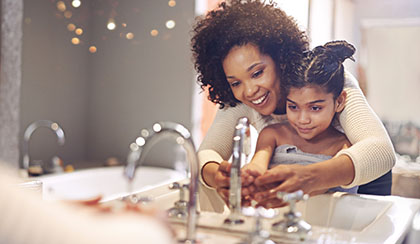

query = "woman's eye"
[
  {"left": 230, "top": 81, "right": 240, "bottom": 87},
  {"left": 311, "top": 106, "right": 321, "bottom": 111},
  {"left": 252, "top": 69, "right": 263, "bottom": 78},
  {"left": 287, "top": 105, "right": 297, "bottom": 110}
]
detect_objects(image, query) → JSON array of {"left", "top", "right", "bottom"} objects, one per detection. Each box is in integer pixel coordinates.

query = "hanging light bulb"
[{"left": 107, "top": 18, "right": 116, "bottom": 30}]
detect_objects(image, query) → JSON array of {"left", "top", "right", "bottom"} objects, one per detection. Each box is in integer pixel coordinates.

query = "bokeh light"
[
  {"left": 165, "top": 20, "right": 175, "bottom": 29},
  {"left": 64, "top": 11, "right": 72, "bottom": 19},
  {"left": 150, "top": 29, "right": 159, "bottom": 37},
  {"left": 67, "top": 23, "right": 76, "bottom": 31},
  {"left": 107, "top": 19, "right": 116, "bottom": 30},
  {"left": 89, "top": 46, "right": 97, "bottom": 53},
  {"left": 126, "top": 32, "right": 134, "bottom": 39},
  {"left": 75, "top": 28, "right": 83, "bottom": 35},
  {"left": 71, "top": 37, "right": 80, "bottom": 45},
  {"left": 57, "top": 1, "right": 66, "bottom": 12},
  {"left": 72, "top": 0, "right": 81, "bottom": 8},
  {"left": 168, "top": 0, "right": 176, "bottom": 7}
]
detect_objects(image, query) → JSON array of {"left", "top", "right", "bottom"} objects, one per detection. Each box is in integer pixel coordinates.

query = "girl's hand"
[
  {"left": 252, "top": 164, "right": 319, "bottom": 208},
  {"left": 241, "top": 163, "right": 266, "bottom": 186},
  {"left": 240, "top": 163, "right": 265, "bottom": 206}
]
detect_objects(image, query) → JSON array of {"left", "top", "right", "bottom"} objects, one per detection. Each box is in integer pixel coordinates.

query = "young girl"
[{"left": 241, "top": 41, "right": 358, "bottom": 205}]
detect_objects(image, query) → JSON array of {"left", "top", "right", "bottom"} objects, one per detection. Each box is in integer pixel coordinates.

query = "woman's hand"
[{"left": 201, "top": 160, "right": 232, "bottom": 203}]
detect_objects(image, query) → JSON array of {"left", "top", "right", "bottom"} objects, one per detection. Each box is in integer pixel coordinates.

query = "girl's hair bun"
[{"left": 323, "top": 40, "right": 356, "bottom": 63}]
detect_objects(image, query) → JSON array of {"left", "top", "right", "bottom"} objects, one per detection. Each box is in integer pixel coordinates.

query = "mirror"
[
  {"left": 20, "top": 0, "right": 195, "bottom": 169},
  {"left": 15, "top": 0, "right": 420, "bottom": 171}
]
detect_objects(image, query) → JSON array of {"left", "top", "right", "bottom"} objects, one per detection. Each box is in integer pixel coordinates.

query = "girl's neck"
[{"left": 289, "top": 125, "right": 343, "bottom": 155}]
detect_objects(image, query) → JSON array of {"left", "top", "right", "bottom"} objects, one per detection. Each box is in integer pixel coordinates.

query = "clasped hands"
[{"left": 214, "top": 161, "right": 323, "bottom": 209}]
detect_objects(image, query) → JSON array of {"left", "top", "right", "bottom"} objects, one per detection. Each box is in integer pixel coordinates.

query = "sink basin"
[
  {"left": 299, "top": 192, "right": 392, "bottom": 231},
  {"left": 36, "top": 166, "right": 186, "bottom": 202},
  {"left": 131, "top": 182, "right": 420, "bottom": 244}
]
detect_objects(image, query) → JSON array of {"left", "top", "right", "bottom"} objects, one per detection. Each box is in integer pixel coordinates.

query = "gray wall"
[{"left": 21, "top": 0, "right": 195, "bottom": 169}]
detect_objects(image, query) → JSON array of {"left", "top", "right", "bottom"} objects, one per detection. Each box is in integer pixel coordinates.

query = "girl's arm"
[
  {"left": 198, "top": 103, "right": 255, "bottom": 188},
  {"left": 241, "top": 126, "right": 278, "bottom": 185},
  {"left": 336, "top": 71, "right": 396, "bottom": 188},
  {"left": 246, "top": 127, "right": 278, "bottom": 171}
]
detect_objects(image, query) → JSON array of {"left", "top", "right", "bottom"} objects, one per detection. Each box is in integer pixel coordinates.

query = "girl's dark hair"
[
  {"left": 290, "top": 40, "right": 356, "bottom": 99},
  {"left": 191, "top": 0, "right": 308, "bottom": 108}
]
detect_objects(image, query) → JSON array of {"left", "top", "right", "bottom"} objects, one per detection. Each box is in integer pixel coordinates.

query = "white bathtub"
[{"left": 36, "top": 166, "right": 186, "bottom": 202}]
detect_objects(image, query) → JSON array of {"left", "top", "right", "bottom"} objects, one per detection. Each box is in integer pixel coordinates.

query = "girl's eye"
[
  {"left": 287, "top": 105, "right": 297, "bottom": 110},
  {"left": 251, "top": 69, "right": 263, "bottom": 78},
  {"left": 311, "top": 106, "right": 321, "bottom": 111}
]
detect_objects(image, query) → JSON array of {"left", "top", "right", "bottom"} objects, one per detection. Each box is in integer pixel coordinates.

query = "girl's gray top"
[{"left": 269, "top": 144, "right": 358, "bottom": 194}]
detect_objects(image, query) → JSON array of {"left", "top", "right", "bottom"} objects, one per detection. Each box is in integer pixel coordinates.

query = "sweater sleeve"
[{"left": 336, "top": 72, "right": 396, "bottom": 188}]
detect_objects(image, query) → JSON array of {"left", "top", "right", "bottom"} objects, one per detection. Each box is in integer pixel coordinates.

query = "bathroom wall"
[
  {"left": 21, "top": 0, "right": 195, "bottom": 169},
  {"left": 352, "top": 0, "right": 420, "bottom": 126}
]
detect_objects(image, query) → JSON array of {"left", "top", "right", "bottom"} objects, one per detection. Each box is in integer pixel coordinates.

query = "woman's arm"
[
  {"left": 252, "top": 154, "right": 354, "bottom": 208},
  {"left": 337, "top": 72, "right": 396, "bottom": 188}
]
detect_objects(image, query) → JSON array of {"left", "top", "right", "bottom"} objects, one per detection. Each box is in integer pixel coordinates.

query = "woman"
[{"left": 191, "top": 0, "right": 395, "bottom": 211}]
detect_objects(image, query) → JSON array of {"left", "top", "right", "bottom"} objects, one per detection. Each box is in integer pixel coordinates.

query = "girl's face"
[
  {"left": 286, "top": 85, "right": 346, "bottom": 141},
  {"left": 223, "top": 43, "right": 281, "bottom": 116}
]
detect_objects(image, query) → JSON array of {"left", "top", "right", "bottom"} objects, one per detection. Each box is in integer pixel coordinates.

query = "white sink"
[
  {"left": 299, "top": 193, "right": 392, "bottom": 231},
  {"left": 35, "top": 166, "right": 186, "bottom": 202},
  {"left": 133, "top": 182, "right": 420, "bottom": 244}
]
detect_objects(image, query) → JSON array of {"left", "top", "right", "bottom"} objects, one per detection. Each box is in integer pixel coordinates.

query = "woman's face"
[
  {"left": 286, "top": 85, "right": 345, "bottom": 141},
  {"left": 222, "top": 43, "right": 281, "bottom": 116}
]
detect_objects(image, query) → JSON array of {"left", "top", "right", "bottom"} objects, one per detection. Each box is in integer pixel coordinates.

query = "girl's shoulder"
[
  {"left": 261, "top": 122, "right": 295, "bottom": 145},
  {"left": 327, "top": 129, "right": 352, "bottom": 155},
  {"left": 263, "top": 121, "right": 290, "bottom": 132}
]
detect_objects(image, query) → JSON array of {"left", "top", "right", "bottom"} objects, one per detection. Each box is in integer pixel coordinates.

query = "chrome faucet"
[
  {"left": 123, "top": 122, "right": 199, "bottom": 243},
  {"left": 22, "top": 120, "right": 65, "bottom": 171},
  {"left": 224, "top": 117, "right": 250, "bottom": 225}
]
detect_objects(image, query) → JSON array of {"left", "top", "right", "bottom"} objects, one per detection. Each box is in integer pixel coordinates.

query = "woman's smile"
[{"left": 251, "top": 92, "right": 269, "bottom": 105}]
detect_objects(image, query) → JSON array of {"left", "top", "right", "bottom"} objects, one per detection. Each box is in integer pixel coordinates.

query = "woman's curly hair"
[{"left": 191, "top": 0, "right": 309, "bottom": 108}]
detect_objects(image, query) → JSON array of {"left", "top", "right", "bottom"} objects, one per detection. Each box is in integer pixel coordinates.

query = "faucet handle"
[
  {"left": 271, "top": 190, "right": 311, "bottom": 241},
  {"left": 277, "top": 190, "right": 308, "bottom": 205},
  {"left": 167, "top": 182, "right": 189, "bottom": 219},
  {"left": 169, "top": 182, "right": 181, "bottom": 190},
  {"left": 169, "top": 182, "right": 189, "bottom": 201}
]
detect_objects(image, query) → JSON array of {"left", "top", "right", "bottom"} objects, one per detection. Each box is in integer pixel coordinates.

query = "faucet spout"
[
  {"left": 22, "top": 120, "right": 65, "bottom": 170},
  {"left": 225, "top": 117, "right": 250, "bottom": 225},
  {"left": 123, "top": 121, "right": 199, "bottom": 243}
]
